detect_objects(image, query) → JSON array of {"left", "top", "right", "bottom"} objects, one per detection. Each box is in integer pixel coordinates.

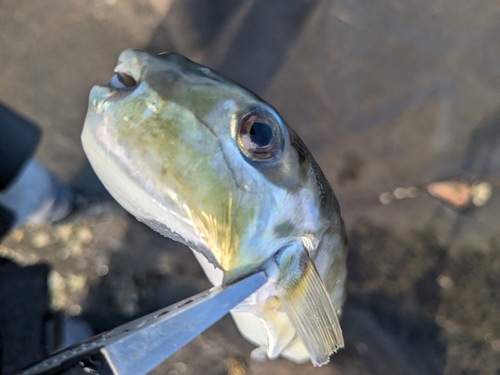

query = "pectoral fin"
[{"left": 275, "top": 244, "right": 344, "bottom": 366}]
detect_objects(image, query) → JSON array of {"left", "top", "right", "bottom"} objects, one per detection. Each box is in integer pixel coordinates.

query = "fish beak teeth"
[{"left": 110, "top": 49, "right": 145, "bottom": 88}]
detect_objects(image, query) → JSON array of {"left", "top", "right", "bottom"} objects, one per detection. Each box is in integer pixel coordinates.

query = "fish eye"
[
  {"left": 237, "top": 110, "right": 284, "bottom": 161},
  {"left": 109, "top": 72, "right": 137, "bottom": 89}
]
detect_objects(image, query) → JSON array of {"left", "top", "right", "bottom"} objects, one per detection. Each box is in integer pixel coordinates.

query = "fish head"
[{"left": 82, "top": 49, "right": 336, "bottom": 282}]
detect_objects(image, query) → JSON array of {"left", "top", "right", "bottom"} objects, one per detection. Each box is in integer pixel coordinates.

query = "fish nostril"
[{"left": 109, "top": 72, "right": 137, "bottom": 89}]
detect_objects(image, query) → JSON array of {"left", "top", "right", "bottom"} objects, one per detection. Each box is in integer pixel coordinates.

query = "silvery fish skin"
[{"left": 81, "top": 50, "right": 347, "bottom": 366}]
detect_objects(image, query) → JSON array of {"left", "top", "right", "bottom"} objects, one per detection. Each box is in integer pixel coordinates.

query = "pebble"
[
  {"left": 70, "top": 242, "right": 83, "bottom": 255},
  {"left": 49, "top": 271, "right": 64, "bottom": 289},
  {"left": 393, "top": 187, "right": 409, "bottom": 199},
  {"left": 226, "top": 358, "right": 246, "bottom": 375},
  {"left": 77, "top": 227, "right": 93, "bottom": 244},
  {"left": 66, "top": 273, "right": 87, "bottom": 294},
  {"left": 172, "top": 362, "right": 187, "bottom": 374},
  {"left": 56, "top": 225, "right": 73, "bottom": 241},
  {"left": 435, "top": 316, "right": 460, "bottom": 334},
  {"left": 9, "top": 229, "right": 24, "bottom": 244},
  {"left": 57, "top": 247, "right": 71, "bottom": 260},
  {"left": 407, "top": 186, "right": 420, "bottom": 198},
  {"left": 74, "top": 258, "right": 87, "bottom": 270},
  {"left": 471, "top": 182, "right": 492, "bottom": 207},
  {"left": 379, "top": 192, "right": 392, "bottom": 205},
  {"left": 68, "top": 304, "right": 82, "bottom": 316},
  {"left": 96, "top": 265, "right": 109, "bottom": 276},
  {"left": 31, "top": 231, "right": 51, "bottom": 248},
  {"left": 437, "top": 276, "right": 453, "bottom": 289},
  {"left": 356, "top": 342, "right": 369, "bottom": 356},
  {"left": 491, "top": 340, "right": 500, "bottom": 352}
]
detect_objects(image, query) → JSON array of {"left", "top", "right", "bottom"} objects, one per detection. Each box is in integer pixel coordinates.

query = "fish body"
[{"left": 81, "top": 50, "right": 347, "bottom": 365}]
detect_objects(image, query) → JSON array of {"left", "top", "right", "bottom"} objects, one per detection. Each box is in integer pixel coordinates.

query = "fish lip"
[
  {"left": 111, "top": 63, "right": 141, "bottom": 89},
  {"left": 115, "top": 49, "right": 144, "bottom": 82},
  {"left": 92, "top": 49, "right": 145, "bottom": 93}
]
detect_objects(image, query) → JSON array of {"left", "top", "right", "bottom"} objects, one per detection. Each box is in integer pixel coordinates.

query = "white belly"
[{"left": 191, "top": 249, "right": 310, "bottom": 363}]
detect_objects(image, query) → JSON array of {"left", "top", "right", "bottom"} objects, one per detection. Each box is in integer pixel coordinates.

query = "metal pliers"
[{"left": 20, "top": 272, "right": 267, "bottom": 375}]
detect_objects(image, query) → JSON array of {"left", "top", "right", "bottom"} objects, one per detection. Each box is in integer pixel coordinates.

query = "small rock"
[
  {"left": 172, "top": 362, "right": 187, "bottom": 374},
  {"left": 96, "top": 265, "right": 109, "bottom": 276},
  {"left": 66, "top": 273, "right": 87, "bottom": 294},
  {"left": 56, "top": 224, "right": 73, "bottom": 241},
  {"left": 437, "top": 276, "right": 453, "bottom": 289},
  {"left": 70, "top": 242, "right": 83, "bottom": 256},
  {"left": 49, "top": 271, "right": 64, "bottom": 289},
  {"left": 491, "top": 340, "right": 500, "bottom": 352},
  {"left": 74, "top": 258, "right": 87, "bottom": 270},
  {"left": 379, "top": 192, "right": 392, "bottom": 205},
  {"left": 393, "top": 187, "right": 409, "bottom": 199},
  {"left": 76, "top": 227, "right": 93, "bottom": 244},
  {"left": 31, "top": 231, "right": 51, "bottom": 248},
  {"left": 226, "top": 358, "right": 246, "bottom": 375},
  {"left": 68, "top": 304, "right": 82, "bottom": 316},
  {"left": 356, "top": 342, "right": 369, "bottom": 356},
  {"left": 9, "top": 229, "right": 24, "bottom": 244},
  {"left": 57, "top": 247, "right": 71, "bottom": 260}
]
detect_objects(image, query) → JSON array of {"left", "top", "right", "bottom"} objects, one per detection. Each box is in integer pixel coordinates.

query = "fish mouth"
[
  {"left": 100, "top": 50, "right": 188, "bottom": 92},
  {"left": 89, "top": 49, "right": 147, "bottom": 99},
  {"left": 106, "top": 49, "right": 144, "bottom": 90}
]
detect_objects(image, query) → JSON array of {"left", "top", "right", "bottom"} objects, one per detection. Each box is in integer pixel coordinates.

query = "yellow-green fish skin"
[{"left": 81, "top": 49, "right": 347, "bottom": 364}]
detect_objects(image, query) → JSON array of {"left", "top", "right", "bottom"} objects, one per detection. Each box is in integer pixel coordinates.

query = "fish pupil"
[{"left": 249, "top": 121, "right": 273, "bottom": 147}]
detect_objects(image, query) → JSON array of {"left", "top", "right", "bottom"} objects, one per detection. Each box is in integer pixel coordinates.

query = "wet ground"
[{"left": 1, "top": 1, "right": 500, "bottom": 374}]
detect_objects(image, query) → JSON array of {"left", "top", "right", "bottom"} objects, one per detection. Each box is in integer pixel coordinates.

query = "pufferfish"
[{"left": 81, "top": 50, "right": 347, "bottom": 366}]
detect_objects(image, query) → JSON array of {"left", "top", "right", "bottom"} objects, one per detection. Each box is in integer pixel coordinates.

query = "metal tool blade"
[{"left": 21, "top": 271, "right": 267, "bottom": 375}]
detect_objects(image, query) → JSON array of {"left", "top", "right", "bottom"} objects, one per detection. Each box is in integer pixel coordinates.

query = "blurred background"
[{"left": 1, "top": 0, "right": 500, "bottom": 374}]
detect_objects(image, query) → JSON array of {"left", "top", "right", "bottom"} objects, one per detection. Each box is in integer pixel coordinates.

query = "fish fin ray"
[{"left": 276, "top": 246, "right": 344, "bottom": 367}]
